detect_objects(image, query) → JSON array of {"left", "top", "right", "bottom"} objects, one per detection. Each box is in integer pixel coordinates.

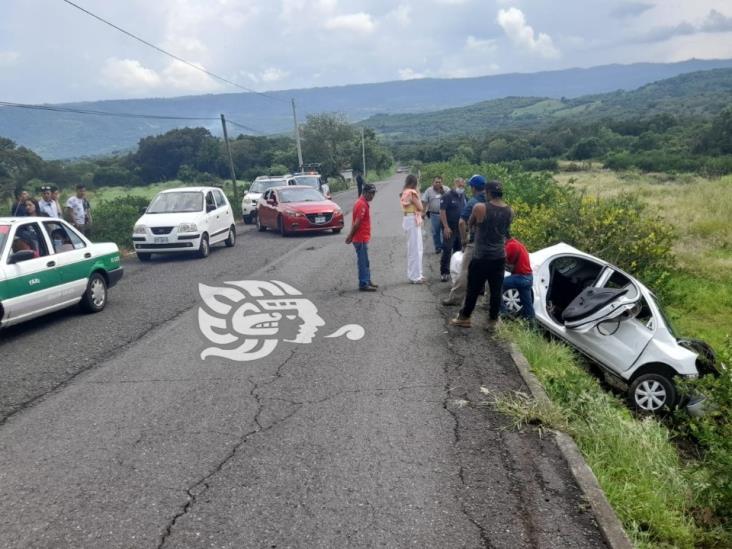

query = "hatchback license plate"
[
  {"left": 315, "top": 216, "right": 326, "bottom": 224},
  {"left": 154, "top": 237, "right": 168, "bottom": 244}
]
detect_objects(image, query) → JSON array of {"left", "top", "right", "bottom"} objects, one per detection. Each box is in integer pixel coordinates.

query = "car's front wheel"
[
  {"left": 81, "top": 272, "right": 107, "bottom": 313},
  {"left": 256, "top": 214, "right": 266, "bottom": 232},
  {"left": 332, "top": 228, "right": 342, "bottom": 234},
  {"left": 629, "top": 373, "right": 677, "bottom": 413},
  {"left": 278, "top": 216, "right": 288, "bottom": 237},
  {"left": 197, "top": 234, "right": 210, "bottom": 258},
  {"left": 225, "top": 225, "right": 236, "bottom": 247},
  {"left": 502, "top": 288, "right": 523, "bottom": 318}
]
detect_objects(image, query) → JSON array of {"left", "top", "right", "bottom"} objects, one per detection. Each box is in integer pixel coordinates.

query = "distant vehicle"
[
  {"left": 256, "top": 186, "right": 344, "bottom": 236},
  {"left": 396, "top": 166, "right": 409, "bottom": 173},
  {"left": 241, "top": 175, "right": 295, "bottom": 224},
  {"left": 0, "top": 217, "right": 123, "bottom": 328},
  {"left": 293, "top": 172, "right": 331, "bottom": 199},
  {"left": 502, "top": 243, "right": 718, "bottom": 414},
  {"left": 132, "top": 186, "right": 236, "bottom": 261}
]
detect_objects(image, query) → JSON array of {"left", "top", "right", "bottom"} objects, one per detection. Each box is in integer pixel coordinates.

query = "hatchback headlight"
[
  {"left": 133, "top": 225, "right": 146, "bottom": 235},
  {"left": 177, "top": 223, "right": 198, "bottom": 233},
  {"left": 284, "top": 209, "right": 304, "bottom": 217}
]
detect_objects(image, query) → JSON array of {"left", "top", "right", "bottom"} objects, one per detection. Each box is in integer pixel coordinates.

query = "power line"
[
  {"left": 0, "top": 101, "right": 265, "bottom": 134},
  {"left": 61, "top": 0, "right": 287, "bottom": 103}
]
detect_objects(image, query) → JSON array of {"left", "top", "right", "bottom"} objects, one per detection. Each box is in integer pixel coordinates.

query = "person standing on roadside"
[
  {"left": 450, "top": 180, "right": 513, "bottom": 330},
  {"left": 401, "top": 174, "right": 426, "bottom": 284},
  {"left": 346, "top": 183, "right": 378, "bottom": 292},
  {"left": 38, "top": 185, "right": 61, "bottom": 218},
  {"left": 51, "top": 187, "right": 63, "bottom": 217},
  {"left": 355, "top": 170, "right": 365, "bottom": 197},
  {"left": 502, "top": 235, "right": 535, "bottom": 321},
  {"left": 421, "top": 176, "right": 447, "bottom": 254},
  {"left": 439, "top": 177, "right": 467, "bottom": 282},
  {"left": 66, "top": 184, "right": 92, "bottom": 236},
  {"left": 10, "top": 189, "right": 30, "bottom": 216},
  {"left": 442, "top": 175, "right": 486, "bottom": 305}
]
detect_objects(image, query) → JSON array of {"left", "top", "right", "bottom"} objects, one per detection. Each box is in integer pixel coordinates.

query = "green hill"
[{"left": 363, "top": 69, "right": 732, "bottom": 139}]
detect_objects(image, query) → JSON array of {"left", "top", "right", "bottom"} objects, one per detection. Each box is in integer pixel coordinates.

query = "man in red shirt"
[
  {"left": 345, "top": 183, "right": 377, "bottom": 292},
  {"left": 502, "top": 236, "right": 535, "bottom": 320}
]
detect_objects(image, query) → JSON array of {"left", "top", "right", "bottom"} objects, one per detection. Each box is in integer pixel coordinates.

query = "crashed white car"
[{"left": 502, "top": 243, "right": 718, "bottom": 414}]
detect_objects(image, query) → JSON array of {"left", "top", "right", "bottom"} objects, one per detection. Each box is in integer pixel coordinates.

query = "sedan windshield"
[
  {"left": 279, "top": 188, "right": 326, "bottom": 203},
  {"left": 293, "top": 175, "right": 320, "bottom": 189},
  {"left": 147, "top": 192, "right": 203, "bottom": 214},
  {"left": 0, "top": 225, "right": 9, "bottom": 256},
  {"left": 251, "top": 180, "right": 286, "bottom": 193}
]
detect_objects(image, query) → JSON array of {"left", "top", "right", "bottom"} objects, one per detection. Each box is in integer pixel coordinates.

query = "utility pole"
[
  {"left": 361, "top": 127, "right": 367, "bottom": 179},
  {"left": 220, "top": 114, "right": 238, "bottom": 205},
  {"left": 291, "top": 98, "right": 304, "bottom": 172}
]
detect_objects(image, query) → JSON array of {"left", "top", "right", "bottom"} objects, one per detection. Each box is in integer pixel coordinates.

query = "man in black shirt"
[
  {"left": 439, "top": 177, "right": 467, "bottom": 281},
  {"left": 354, "top": 170, "right": 365, "bottom": 197}
]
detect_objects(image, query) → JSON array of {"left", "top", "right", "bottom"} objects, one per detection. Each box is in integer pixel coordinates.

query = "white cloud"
[
  {"left": 100, "top": 58, "right": 162, "bottom": 91},
  {"left": 466, "top": 35, "right": 497, "bottom": 52},
  {"left": 260, "top": 67, "right": 289, "bottom": 82},
  {"left": 324, "top": 12, "right": 375, "bottom": 33},
  {"left": 0, "top": 51, "right": 20, "bottom": 67},
  {"left": 497, "top": 7, "right": 560, "bottom": 58},
  {"left": 161, "top": 60, "right": 223, "bottom": 92},
  {"left": 398, "top": 67, "right": 425, "bottom": 80}
]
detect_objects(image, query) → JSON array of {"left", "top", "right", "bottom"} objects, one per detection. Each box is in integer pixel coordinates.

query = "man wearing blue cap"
[{"left": 441, "top": 175, "right": 486, "bottom": 306}]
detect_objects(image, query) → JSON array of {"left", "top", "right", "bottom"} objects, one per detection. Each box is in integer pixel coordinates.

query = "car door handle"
[
  {"left": 84, "top": 252, "right": 91, "bottom": 258},
  {"left": 46, "top": 261, "right": 56, "bottom": 267}
]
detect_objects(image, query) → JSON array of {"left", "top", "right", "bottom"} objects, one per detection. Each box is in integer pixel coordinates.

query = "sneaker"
[
  {"left": 409, "top": 277, "right": 427, "bottom": 284},
  {"left": 435, "top": 249, "right": 442, "bottom": 255},
  {"left": 449, "top": 315, "right": 471, "bottom": 328},
  {"left": 359, "top": 286, "right": 377, "bottom": 292},
  {"left": 367, "top": 281, "right": 379, "bottom": 288},
  {"left": 440, "top": 273, "right": 449, "bottom": 282}
]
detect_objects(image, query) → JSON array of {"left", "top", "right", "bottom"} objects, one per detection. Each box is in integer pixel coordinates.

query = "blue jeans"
[
  {"left": 353, "top": 242, "right": 371, "bottom": 288},
  {"left": 430, "top": 213, "right": 443, "bottom": 252},
  {"left": 502, "top": 274, "right": 535, "bottom": 319}
]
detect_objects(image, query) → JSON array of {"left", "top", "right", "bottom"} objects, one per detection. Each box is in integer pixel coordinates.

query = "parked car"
[
  {"left": 256, "top": 186, "right": 344, "bottom": 236},
  {"left": 293, "top": 172, "right": 331, "bottom": 199},
  {"left": 241, "top": 175, "right": 295, "bottom": 224},
  {"left": 501, "top": 242, "right": 718, "bottom": 414},
  {"left": 132, "top": 186, "right": 236, "bottom": 261},
  {"left": 0, "top": 217, "right": 123, "bottom": 328}
]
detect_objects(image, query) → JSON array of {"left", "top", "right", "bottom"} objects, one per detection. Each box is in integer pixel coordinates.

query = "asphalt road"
[{"left": 0, "top": 174, "right": 606, "bottom": 548}]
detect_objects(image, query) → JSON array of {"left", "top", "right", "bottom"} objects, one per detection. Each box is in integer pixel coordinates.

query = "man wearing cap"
[
  {"left": 441, "top": 175, "right": 486, "bottom": 305},
  {"left": 345, "top": 183, "right": 378, "bottom": 292},
  {"left": 38, "top": 186, "right": 61, "bottom": 218}
]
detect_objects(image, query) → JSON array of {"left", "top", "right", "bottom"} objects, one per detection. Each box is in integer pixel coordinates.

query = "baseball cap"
[
  {"left": 40, "top": 185, "right": 52, "bottom": 192},
  {"left": 485, "top": 180, "right": 503, "bottom": 195},
  {"left": 467, "top": 174, "right": 486, "bottom": 190},
  {"left": 363, "top": 183, "right": 377, "bottom": 194}
]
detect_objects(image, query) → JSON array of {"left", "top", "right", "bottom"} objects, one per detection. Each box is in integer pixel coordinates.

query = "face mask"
[{"left": 456, "top": 188, "right": 465, "bottom": 195}]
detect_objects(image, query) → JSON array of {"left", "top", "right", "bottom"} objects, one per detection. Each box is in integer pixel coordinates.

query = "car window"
[
  {"left": 603, "top": 269, "right": 639, "bottom": 299},
  {"left": 0, "top": 224, "right": 9, "bottom": 257},
  {"left": 9, "top": 223, "right": 48, "bottom": 261},
  {"left": 43, "top": 221, "right": 85, "bottom": 253},
  {"left": 279, "top": 188, "right": 326, "bottom": 203},
  {"left": 205, "top": 191, "right": 216, "bottom": 210},
  {"left": 293, "top": 175, "right": 321, "bottom": 189},
  {"left": 213, "top": 189, "right": 227, "bottom": 208},
  {"left": 147, "top": 192, "right": 203, "bottom": 213}
]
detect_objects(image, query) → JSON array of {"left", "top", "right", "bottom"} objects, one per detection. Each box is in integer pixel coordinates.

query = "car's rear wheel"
[
  {"left": 278, "top": 216, "right": 288, "bottom": 237},
  {"left": 257, "top": 214, "right": 266, "bottom": 232},
  {"left": 81, "top": 272, "right": 107, "bottom": 313},
  {"left": 332, "top": 228, "right": 342, "bottom": 234},
  {"left": 243, "top": 214, "right": 252, "bottom": 225},
  {"left": 137, "top": 252, "right": 152, "bottom": 262},
  {"left": 197, "top": 234, "right": 210, "bottom": 258},
  {"left": 225, "top": 225, "right": 236, "bottom": 247},
  {"left": 629, "top": 373, "right": 677, "bottom": 413}
]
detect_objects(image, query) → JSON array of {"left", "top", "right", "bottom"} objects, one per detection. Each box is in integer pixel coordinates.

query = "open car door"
[{"left": 561, "top": 285, "right": 640, "bottom": 332}]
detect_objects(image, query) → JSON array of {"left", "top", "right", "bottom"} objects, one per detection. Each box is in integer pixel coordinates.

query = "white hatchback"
[{"left": 132, "top": 187, "right": 236, "bottom": 261}]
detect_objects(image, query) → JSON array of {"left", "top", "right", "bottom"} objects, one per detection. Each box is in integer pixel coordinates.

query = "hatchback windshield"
[
  {"left": 0, "top": 225, "right": 9, "bottom": 256},
  {"left": 147, "top": 192, "right": 203, "bottom": 214},
  {"left": 293, "top": 175, "right": 320, "bottom": 189},
  {"left": 251, "top": 180, "right": 286, "bottom": 193},
  {"left": 279, "top": 188, "right": 326, "bottom": 203}
]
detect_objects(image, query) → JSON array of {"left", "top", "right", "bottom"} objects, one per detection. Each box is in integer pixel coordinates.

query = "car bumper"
[
  {"left": 107, "top": 267, "right": 124, "bottom": 288},
  {"left": 242, "top": 204, "right": 258, "bottom": 216},
  {"left": 283, "top": 217, "right": 344, "bottom": 233},
  {"left": 132, "top": 234, "right": 200, "bottom": 253}
]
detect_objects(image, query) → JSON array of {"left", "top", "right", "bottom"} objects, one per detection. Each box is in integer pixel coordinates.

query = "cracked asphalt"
[{"left": 0, "top": 174, "right": 607, "bottom": 548}]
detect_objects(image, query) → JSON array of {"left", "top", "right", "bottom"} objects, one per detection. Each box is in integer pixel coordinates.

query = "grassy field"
[{"left": 555, "top": 169, "right": 732, "bottom": 350}]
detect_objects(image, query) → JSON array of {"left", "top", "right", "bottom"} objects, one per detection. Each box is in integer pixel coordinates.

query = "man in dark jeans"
[
  {"left": 345, "top": 183, "right": 377, "bottom": 292},
  {"left": 355, "top": 170, "right": 365, "bottom": 197},
  {"left": 450, "top": 180, "right": 513, "bottom": 331},
  {"left": 439, "top": 177, "right": 467, "bottom": 282},
  {"left": 502, "top": 236, "right": 535, "bottom": 320}
]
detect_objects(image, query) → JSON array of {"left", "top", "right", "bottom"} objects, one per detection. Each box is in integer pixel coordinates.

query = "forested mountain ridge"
[
  {"left": 363, "top": 68, "right": 732, "bottom": 139},
  {"left": 2, "top": 58, "right": 732, "bottom": 159}
]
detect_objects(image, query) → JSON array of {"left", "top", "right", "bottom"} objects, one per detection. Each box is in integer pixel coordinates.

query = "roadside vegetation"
[{"left": 416, "top": 157, "right": 730, "bottom": 546}]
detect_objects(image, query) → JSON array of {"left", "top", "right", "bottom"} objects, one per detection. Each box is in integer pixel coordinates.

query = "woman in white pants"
[{"left": 400, "top": 174, "right": 426, "bottom": 284}]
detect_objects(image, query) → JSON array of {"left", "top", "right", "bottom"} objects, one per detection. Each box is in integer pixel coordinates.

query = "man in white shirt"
[
  {"left": 421, "top": 176, "right": 448, "bottom": 254},
  {"left": 38, "top": 185, "right": 61, "bottom": 218},
  {"left": 66, "top": 184, "right": 92, "bottom": 236}
]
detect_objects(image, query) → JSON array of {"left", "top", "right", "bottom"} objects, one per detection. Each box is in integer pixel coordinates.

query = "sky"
[{"left": 2, "top": 0, "right": 732, "bottom": 104}]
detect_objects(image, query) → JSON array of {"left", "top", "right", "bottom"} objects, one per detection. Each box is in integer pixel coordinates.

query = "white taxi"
[
  {"left": 132, "top": 186, "right": 236, "bottom": 261},
  {"left": 0, "top": 217, "right": 123, "bottom": 328}
]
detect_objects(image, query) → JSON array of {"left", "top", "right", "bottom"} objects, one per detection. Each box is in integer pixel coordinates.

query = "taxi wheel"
[
  {"left": 81, "top": 273, "right": 107, "bottom": 313},
  {"left": 197, "top": 234, "right": 210, "bottom": 259},
  {"left": 225, "top": 225, "right": 236, "bottom": 247},
  {"left": 137, "top": 252, "right": 151, "bottom": 262}
]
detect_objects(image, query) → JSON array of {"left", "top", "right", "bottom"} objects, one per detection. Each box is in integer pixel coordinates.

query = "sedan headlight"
[
  {"left": 133, "top": 225, "right": 146, "bottom": 235},
  {"left": 284, "top": 209, "right": 304, "bottom": 217},
  {"left": 333, "top": 207, "right": 342, "bottom": 214},
  {"left": 177, "top": 223, "right": 198, "bottom": 233}
]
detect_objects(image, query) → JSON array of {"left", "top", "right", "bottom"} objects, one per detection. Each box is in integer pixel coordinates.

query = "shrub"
[{"left": 92, "top": 195, "right": 149, "bottom": 249}]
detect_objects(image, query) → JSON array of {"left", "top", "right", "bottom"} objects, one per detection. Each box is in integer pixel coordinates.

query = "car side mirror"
[
  {"left": 138, "top": 206, "right": 147, "bottom": 214},
  {"left": 8, "top": 250, "right": 35, "bottom": 264},
  {"left": 206, "top": 204, "right": 216, "bottom": 212}
]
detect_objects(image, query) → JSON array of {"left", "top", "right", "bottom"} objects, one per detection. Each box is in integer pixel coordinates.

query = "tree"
[
  {"left": 301, "top": 113, "right": 356, "bottom": 180},
  {"left": 132, "top": 127, "right": 219, "bottom": 183}
]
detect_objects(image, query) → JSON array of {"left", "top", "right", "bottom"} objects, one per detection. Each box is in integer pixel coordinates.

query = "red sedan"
[{"left": 256, "top": 185, "right": 344, "bottom": 236}]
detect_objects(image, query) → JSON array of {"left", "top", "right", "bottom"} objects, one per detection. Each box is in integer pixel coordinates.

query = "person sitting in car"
[{"left": 51, "top": 229, "right": 74, "bottom": 253}]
